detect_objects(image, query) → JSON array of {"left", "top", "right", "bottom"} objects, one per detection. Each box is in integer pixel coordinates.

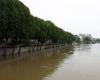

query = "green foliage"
[
  {"left": 0, "top": 0, "right": 76, "bottom": 46},
  {"left": 95, "top": 38, "right": 100, "bottom": 43},
  {"left": 74, "top": 35, "right": 81, "bottom": 43},
  {"left": 0, "top": 0, "right": 32, "bottom": 45},
  {"left": 65, "top": 32, "right": 75, "bottom": 44}
]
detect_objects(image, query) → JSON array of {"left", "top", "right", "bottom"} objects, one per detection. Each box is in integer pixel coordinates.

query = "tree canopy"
[{"left": 0, "top": 0, "right": 76, "bottom": 46}]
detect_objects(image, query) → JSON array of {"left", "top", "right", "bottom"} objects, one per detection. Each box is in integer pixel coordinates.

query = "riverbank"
[
  {"left": 0, "top": 46, "right": 74, "bottom": 80},
  {"left": 0, "top": 44, "right": 73, "bottom": 63}
]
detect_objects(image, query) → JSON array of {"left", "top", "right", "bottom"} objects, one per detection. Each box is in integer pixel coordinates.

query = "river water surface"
[{"left": 0, "top": 44, "right": 100, "bottom": 80}]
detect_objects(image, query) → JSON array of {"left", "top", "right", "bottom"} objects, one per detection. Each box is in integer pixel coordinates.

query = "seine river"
[{"left": 0, "top": 44, "right": 100, "bottom": 80}]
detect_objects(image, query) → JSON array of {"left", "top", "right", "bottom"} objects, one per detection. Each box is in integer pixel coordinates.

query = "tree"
[
  {"left": 65, "top": 32, "right": 75, "bottom": 44},
  {"left": 83, "top": 36, "right": 92, "bottom": 44},
  {"left": 74, "top": 35, "right": 81, "bottom": 43},
  {"left": 0, "top": 0, "right": 76, "bottom": 56},
  {"left": 0, "top": 0, "right": 33, "bottom": 56}
]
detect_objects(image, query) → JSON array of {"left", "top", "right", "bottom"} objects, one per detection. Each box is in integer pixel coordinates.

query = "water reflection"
[
  {"left": 0, "top": 47, "right": 74, "bottom": 80},
  {"left": 44, "top": 44, "right": 100, "bottom": 80},
  {"left": 75, "top": 44, "right": 92, "bottom": 52}
]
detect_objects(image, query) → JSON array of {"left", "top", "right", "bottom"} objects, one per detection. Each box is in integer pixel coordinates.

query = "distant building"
[{"left": 79, "top": 34, "right": 94, "bottom": 43}]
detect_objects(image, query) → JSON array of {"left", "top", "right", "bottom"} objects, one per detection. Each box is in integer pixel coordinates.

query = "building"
[{"left": 79, "top": 34, "right": 94, "bottom": 43}]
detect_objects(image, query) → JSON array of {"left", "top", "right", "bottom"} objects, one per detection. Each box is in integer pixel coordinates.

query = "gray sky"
[{"left": 21, "top": 0, "right": 100, "bottom": 38}]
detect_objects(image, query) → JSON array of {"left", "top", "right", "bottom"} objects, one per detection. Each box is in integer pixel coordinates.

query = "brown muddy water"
[{"left": 0, "top": 44, "right": 100, "bottom": 80}]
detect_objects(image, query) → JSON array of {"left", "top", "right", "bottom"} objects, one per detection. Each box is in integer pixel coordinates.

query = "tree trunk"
[
  {"left": 12, "top": 46, "right": 15, "bottom": 56},
  {"left": 45, "top": 44, "right": 46, "bottom": 49},
  {"left": 37, "top": 44, "right": 38, "bottom": 51},
  {"left": 53, "top": 44, "right": 54, "bottom": 48},
  {"left": 3, "top": 39, "right": 8, "bottom": 57},
  {"left": 3, "top": 45, "right": 6, "bottom": 57},
  {"left": 32, "top": 44, "right": 34, "bottom": 52},
  {"left": 29, "top": 47, "right": 31, "bottom": 53},
  {"left": 18, "top": 46, "right": 21, "bottom": 56},
  {"left": 32, "top": 47, "right": 34, "bottom": 52},
  {"left": 39, "top": 45, "right": 41, "bottom": 51}
]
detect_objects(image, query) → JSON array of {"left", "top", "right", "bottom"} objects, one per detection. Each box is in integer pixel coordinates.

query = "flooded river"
[{"left": 0, "top": 44, "right": 100, "bottom": 80}]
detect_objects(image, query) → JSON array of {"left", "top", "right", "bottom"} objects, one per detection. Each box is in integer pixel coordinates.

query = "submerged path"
[{"left": 0, "top": 44, "right": 100, "bottom": 80}]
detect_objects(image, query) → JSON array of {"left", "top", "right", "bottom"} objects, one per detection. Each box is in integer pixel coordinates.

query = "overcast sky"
[{"left": 20, "top": 0, "right": 100, "bottom": 38}]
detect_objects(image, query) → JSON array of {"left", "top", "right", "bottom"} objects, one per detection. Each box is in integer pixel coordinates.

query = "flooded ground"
[{"left": 0, "top": 44, "right": 100, "bottom": 80}]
